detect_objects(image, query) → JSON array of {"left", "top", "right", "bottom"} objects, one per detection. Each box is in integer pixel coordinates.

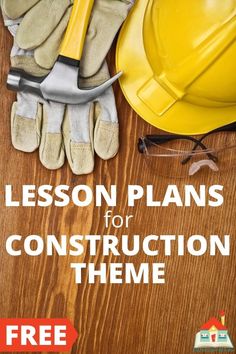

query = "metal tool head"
[{"left": 7, "top": 61, "right": 122, "bottom": 104}]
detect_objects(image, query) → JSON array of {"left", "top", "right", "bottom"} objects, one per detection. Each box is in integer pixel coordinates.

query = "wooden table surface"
[{"left": 0, "top": 17, "right": 235, "bottom": 354}]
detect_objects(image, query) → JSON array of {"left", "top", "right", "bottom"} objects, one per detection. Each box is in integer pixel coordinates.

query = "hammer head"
[{"left": 7, "top": 61, "right": 122, "bottom": 104}]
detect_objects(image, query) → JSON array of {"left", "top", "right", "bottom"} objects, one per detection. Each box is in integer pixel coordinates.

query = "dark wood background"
[{"left": 0, "top": 17, "right": 235, "bottom": 354}]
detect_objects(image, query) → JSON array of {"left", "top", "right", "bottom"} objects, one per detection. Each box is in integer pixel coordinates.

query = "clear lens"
[{"left": 139, "top": 131, "right": 236, "bottom": 178}]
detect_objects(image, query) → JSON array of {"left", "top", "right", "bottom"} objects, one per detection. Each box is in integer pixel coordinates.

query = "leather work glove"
[
  {"left": 2, "top": 0, "right": 134, "bottom": 77},
  {"left": 11, "top": 68, "right": 119, "bottom": 175},
  {"left": 2, "top": 11, "right": 124, "bottom": 175}
]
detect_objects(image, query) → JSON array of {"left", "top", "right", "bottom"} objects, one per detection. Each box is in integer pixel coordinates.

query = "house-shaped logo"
[{"left": 194, "top": 311, "right": 234, "bottom": 351}]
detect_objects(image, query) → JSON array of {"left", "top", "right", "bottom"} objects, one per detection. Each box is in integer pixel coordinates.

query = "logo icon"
[{"left": 194, "top": 311, "right": 234, "bottom": 352}]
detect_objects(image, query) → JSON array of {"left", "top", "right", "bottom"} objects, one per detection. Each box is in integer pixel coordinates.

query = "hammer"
[{"left": 7, "top": 0, "right": 122, "bottom": 104}]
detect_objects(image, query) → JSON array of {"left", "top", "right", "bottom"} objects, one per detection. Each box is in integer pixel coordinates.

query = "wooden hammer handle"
[{"left": 60, "top": 0, "right": 94, "bottom": 62}]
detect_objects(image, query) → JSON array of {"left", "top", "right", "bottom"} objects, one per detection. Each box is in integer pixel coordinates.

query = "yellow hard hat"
[{"left": 116, "top": 0, "right": 236, "bottom": 135}]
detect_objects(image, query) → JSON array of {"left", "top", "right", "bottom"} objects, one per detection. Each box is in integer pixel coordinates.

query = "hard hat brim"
[{"left": 116, "top": 0, "right": 236, "bottom": 135}]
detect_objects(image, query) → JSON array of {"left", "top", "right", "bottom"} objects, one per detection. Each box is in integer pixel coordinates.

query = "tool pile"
[{"left": 2, "top": 0, "right": 236, "bottom": 177}]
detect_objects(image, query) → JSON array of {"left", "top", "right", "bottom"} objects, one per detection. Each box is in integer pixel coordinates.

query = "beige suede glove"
[
  {"left": 11, "top": 66, "right": 119, "bottom": 175},
  {"left": 2, "top": 0, "right": 73, "bottom": 72},
  {"left": 2, "top": 0, "right": 134, "bottom": 77},
  {"left": 2, "top": 12, "right": 120, "bottom": 175}
]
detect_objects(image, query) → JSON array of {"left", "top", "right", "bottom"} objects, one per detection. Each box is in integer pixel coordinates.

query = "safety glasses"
[{"left": 138, "top": 122, "right": 236, "bottom": 177}]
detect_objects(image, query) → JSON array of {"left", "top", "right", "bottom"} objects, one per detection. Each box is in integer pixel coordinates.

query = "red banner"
[{"left": 0, "top": 319, "right": 78, "bottom": 352}]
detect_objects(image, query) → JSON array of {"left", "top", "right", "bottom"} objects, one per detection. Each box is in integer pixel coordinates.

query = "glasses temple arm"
[{"left": 146, "top": 134, "right": 209, "bottom": 149}]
